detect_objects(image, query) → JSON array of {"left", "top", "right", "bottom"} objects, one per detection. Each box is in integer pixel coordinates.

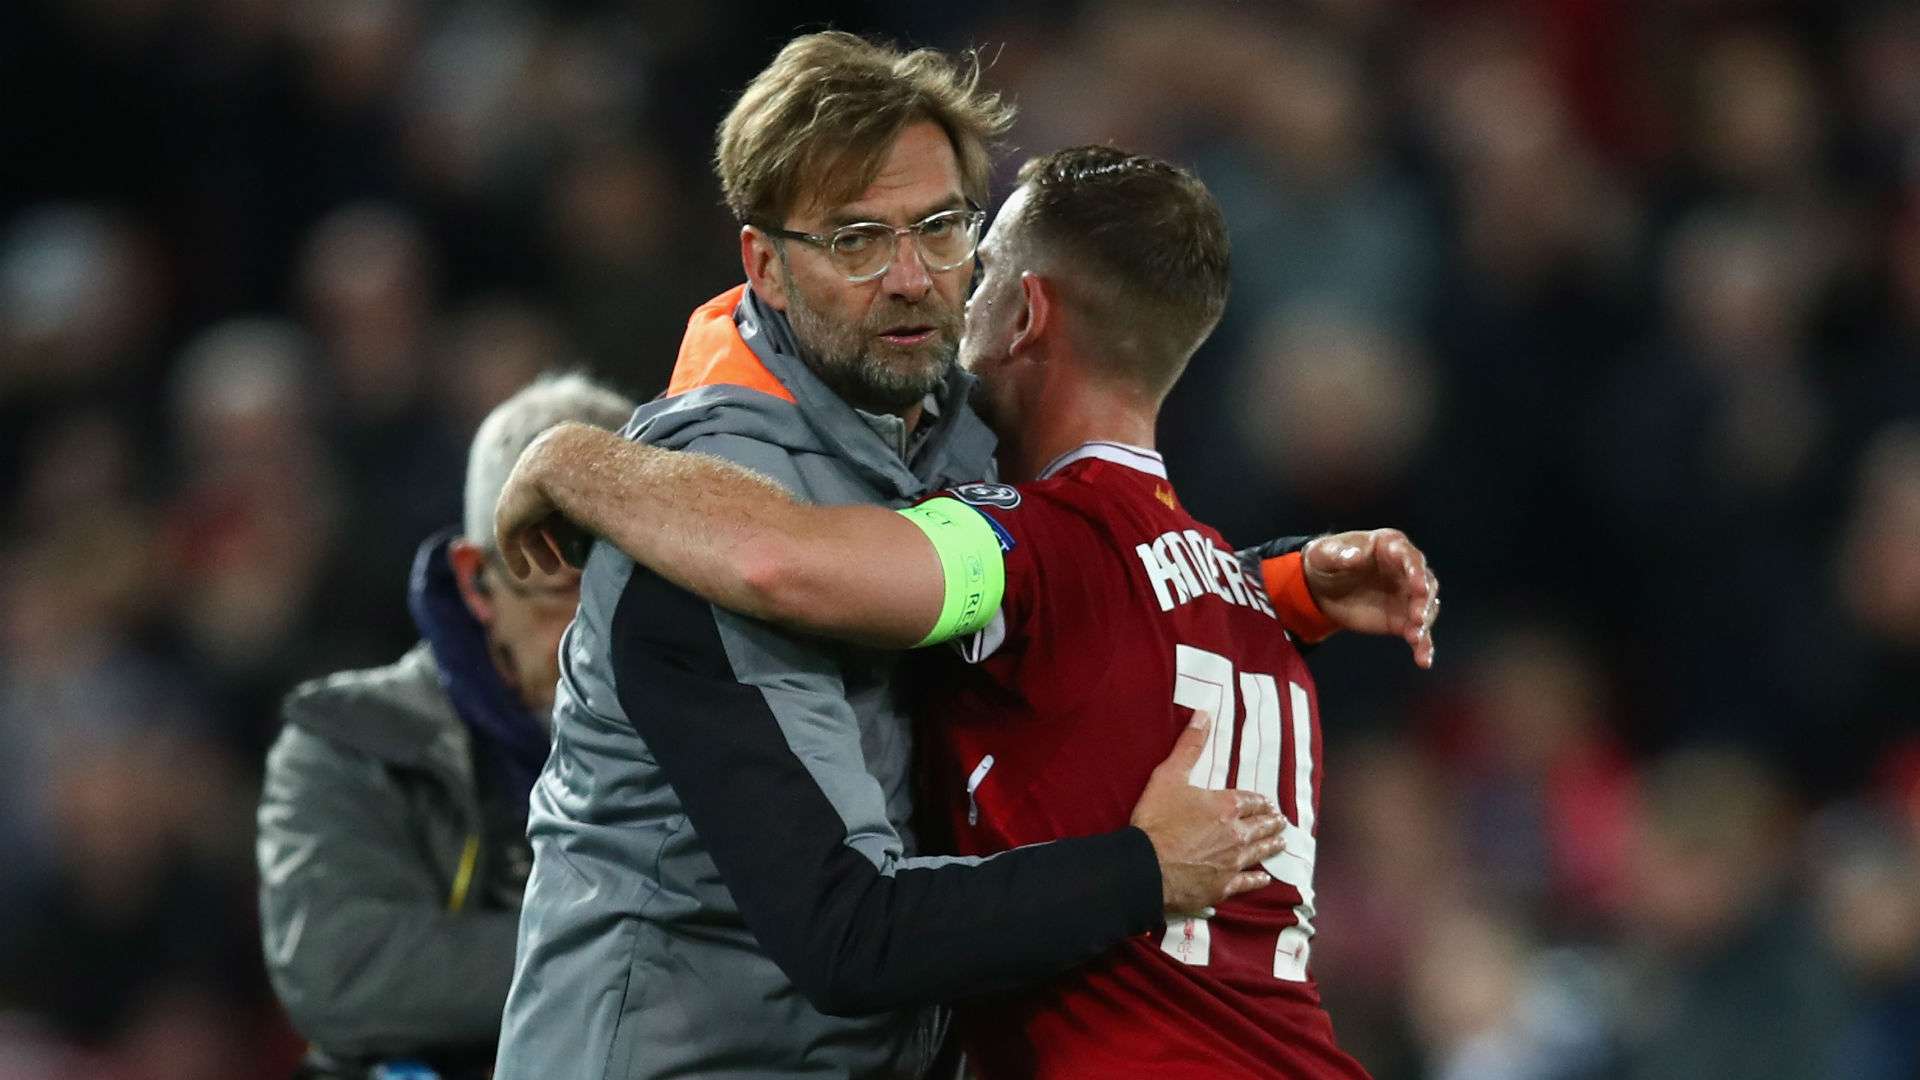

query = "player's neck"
[{"left": 1004, "top": 379, "right": 1158, "bottom": 483}]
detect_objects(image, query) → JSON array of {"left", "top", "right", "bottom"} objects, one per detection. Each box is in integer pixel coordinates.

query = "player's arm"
[
  {"left": 1243, "top": 536, "right": 1338, "bottom": 643},
  {"left": 599, "top": 431, "right": 1282, "bottom": 1017},
  {"left": 496, "top": 420, "right": 988, "bottom": 649},
  {"left": 1248, "top": 531, "right": 1441, "bottom": 668}
]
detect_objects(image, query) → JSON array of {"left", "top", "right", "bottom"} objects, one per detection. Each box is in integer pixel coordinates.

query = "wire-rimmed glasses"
[{"left": 758, "top": 207, "right": 986, "bottom": 283}]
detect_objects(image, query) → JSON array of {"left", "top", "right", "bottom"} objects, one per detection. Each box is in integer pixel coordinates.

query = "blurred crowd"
[{"left": 0, "top": 0, "right": 1914, "bottom": 1077}]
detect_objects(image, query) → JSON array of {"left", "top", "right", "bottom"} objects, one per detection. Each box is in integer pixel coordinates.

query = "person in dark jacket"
[{"left": 255, "top": 372, "right": 634, "bottom": 1080}]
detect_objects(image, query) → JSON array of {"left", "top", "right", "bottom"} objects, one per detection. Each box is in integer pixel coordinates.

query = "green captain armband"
[{"left": 896, "top": 497, "right": 1007, "bottom": 647}]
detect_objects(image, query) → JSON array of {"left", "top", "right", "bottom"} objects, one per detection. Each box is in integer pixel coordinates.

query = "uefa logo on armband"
[{"left": 951, "top": 482, "right": 1021, "bottom": 509}]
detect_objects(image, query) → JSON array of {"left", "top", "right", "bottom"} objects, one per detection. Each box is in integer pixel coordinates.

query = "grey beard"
[
  {"left": 780, "top": 265, "right": 958, "bottom": 415},
  {"left": 805, "top": 337, "right": 956, "bottom": 415}
]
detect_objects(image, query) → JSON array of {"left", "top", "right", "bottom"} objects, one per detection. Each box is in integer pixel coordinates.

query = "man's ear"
[
  {"left": 1011, "top": 271, "right": 1053, "bottom": 358},
  {"left": 741, "top": 227, "right": 789, "bottom": 310},
  {"left": 447, "top": 539, "right": 495, "bottom": 626}
]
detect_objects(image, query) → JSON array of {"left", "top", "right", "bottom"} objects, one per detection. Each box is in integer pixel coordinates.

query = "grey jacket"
[
  {"left": 257, "top": 644, "right": 522, "bottom": 1074},
  {"left": 494, "top": 288, "right": 1162, "bottom": 1080}
]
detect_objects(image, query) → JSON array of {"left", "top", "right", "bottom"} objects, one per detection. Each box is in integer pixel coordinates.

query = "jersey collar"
[{"left": 1038, "top": 441, "right": 1168, "bottom": 481}]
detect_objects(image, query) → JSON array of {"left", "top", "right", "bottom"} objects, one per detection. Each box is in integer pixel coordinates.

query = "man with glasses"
[
  {"left": 257, "top": 374, "right": 634, "bottom": 1080},
  {"left": 500, "top": 146, "right": 1416, "bottom": 1079},
  {"left": 495, "top": 33, "right": 1426, "bottom": 1080}
]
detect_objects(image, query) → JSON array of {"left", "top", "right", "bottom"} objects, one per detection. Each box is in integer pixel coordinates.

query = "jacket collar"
[{"left": 655, "top": 284, "right": 998, "bottom": 501}]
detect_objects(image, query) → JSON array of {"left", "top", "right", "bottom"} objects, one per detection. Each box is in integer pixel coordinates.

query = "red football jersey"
[{"left": 917, "top": 443, "right": 1370, "bottom": 1080}]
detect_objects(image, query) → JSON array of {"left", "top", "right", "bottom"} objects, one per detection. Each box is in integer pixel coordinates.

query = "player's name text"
[{"left": 1134, "top": 530, "right": 1277, "bottom": 619}]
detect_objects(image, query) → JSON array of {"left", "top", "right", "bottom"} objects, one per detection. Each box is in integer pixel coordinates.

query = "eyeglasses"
[{"left": 758, "top": 207, "right": 987, "bottom": 284}]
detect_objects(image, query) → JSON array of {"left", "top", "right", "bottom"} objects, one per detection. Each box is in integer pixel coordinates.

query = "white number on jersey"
[{"left": 1161, "top": 644, "right": 1318, "bottom": 981}]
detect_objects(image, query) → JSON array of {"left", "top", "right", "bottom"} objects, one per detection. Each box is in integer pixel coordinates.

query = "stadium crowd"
[{"left": 0, "top": 0, "right": 1915, "bottom": 1077}]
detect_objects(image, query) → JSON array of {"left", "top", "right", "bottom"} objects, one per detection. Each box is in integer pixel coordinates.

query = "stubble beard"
[{"left": 781, "top": 267, "right": 961, "bottom": 415}]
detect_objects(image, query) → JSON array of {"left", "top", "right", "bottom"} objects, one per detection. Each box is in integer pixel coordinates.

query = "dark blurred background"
[{"left": 0, "top": 1, "right": 1914, "bottom": 1077}]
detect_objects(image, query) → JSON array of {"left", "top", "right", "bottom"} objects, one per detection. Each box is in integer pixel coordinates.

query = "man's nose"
[{"left": 880, "top": 232, "right": 932, "bottom": 301}]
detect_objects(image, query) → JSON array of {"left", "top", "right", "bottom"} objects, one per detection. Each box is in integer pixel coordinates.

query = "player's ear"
[
  {"left": 448, "top": 538, "right": 497, "bottom": 626},
  {"left": 741, "top": 226, "right": 789, "bottom": 310},
  {"left": 1012, "top": 271, "right": 1052, "bottom": 357}
]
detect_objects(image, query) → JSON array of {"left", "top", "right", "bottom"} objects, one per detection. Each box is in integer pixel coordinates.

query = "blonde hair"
[{"left": 715, "top": 32, "right": 1015, "bottom": 226}]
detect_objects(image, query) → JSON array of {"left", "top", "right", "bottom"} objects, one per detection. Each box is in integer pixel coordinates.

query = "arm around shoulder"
[
  {"left": 605, "top": 564, "right": 1164, "bottom": 1017},
  {"left": 502, "top": 422, "right": 950, "bottom": 646}
]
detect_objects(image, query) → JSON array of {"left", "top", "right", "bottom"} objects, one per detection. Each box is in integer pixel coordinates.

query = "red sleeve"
[{"left": 932, "top": 481, "right": 1093, "bottom": 666}]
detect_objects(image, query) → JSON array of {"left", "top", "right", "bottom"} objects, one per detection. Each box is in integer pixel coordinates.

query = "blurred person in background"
[
  {"left": 1404, "top": 904, "right": 1613, "bottom": 1080},
  {"left": 1308, "top": 740, "right": 1462, "bottom": 1079},
  {"left": 1211, "top": 18, "right": 1435, "bottom": 335},
  {"left": 0, "top": 404, "right": 266, "bottom": 1077},
  {"left": 163, "top": 318, "right": 349, "bottom": 754},
  {"left": 1437, "top": 621, "right": 1635, "bottom": 929},
  {"left": 0, "top": 204, "right": 161, "bottom": 402},
  {"left": 1584, "top": 209, "right": 1835, "bottom": 761},
  {"left": 1833, "top": 423, "right": 1920, "bottom": 776},
  {"left": 0, "top": 204, "right": 166, "bottom": 495},
  {"left": 298, "top": 201, "right": 468, "bottom": 628},
  {"left": 0, "top": 726, "right": 264, "bottom": 1080},
  {"left": 437, "top": 298, "right": 572, "bottom": 439},
  {"left": 540, "top": 133, "right": 692, "bottom": 390},
  {"left": 1811, "top": 805, "right": 1920, "bottom": 1080},
  {"left": 1614, "top": 746, "right": 1849, "bottom": 1080},
  {"left": 1230, "top": 303, "right": 1438, "bottom": 534},
  {"left": 1409, "top": 16, "right": 1638, "bottom": 616},
  {"left": 256, "top": 372, "right": 634, "bottom": 1080},
  {"left": 0, "top": 522, "right": 266, "bottom": 1079},
  {"left": 1225, "top": 303, "right": 1444, "bottom": 734}
]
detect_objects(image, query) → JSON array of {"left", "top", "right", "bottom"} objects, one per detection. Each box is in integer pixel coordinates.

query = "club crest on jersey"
[{"left": 951, "top": 482, "right": 1022, "bottom": 510}]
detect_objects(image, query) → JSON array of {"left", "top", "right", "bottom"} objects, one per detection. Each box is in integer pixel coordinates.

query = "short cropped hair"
[
  {"left": 1013, "top": 146, "right": 1231, "bottom": 398},
  {"left": 716, "top": 31, "right": 1015, "bottom": 226},
  {"left": 463, "top": 372, "right": 634, "bottom": 550}
]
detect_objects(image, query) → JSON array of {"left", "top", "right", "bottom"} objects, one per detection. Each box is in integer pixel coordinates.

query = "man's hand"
[
  {"left": 1131, "top": 715, "right": 1286, "bottom": 914},
  {"left": 495, "top": 428, "right": 571, "bottom": 578},
  {"left": 1303, "top": 528, "right": 1440, "bottom": 668}
]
